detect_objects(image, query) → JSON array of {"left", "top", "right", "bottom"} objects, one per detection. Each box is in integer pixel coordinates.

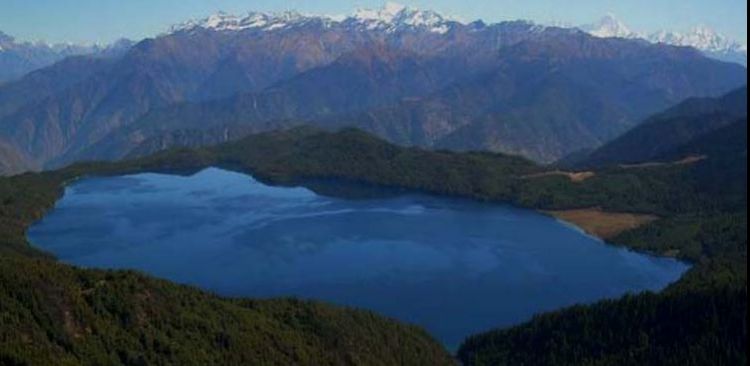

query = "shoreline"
[{"left": 24, "top": 168, "right": 692, "bottom": 344}]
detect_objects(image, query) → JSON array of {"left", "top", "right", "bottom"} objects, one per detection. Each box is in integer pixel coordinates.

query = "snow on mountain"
[
  {"left": 580, "top": 14, "right": 638, "bottom": 39},
  {"left": 169, "top": 11, "right": 331, "bottom": 33},
  {"left": 350, "top": 1, "right": 455, "bottom": 33},
  {"left": 0, "top": 31, "right": 15, "bottom": 51},
  {"left": 171, "top": 2, "right": 457, "bottom": 34},
  {"left": 169, "top": 5, "right": 747, "bottom": 65},
  {"left": 0, "top": 31, "right": 132, "bottom": 56},
  {"left": 353, "top": 1, "right": 408, "bottom": 24},
  {"left": 580, "top": 14, "right": 746, "bottom": 65},
  {"left": 645, "top": 27, "right": 745, "bottom": 65},
  {"left": 0, "top": 31, "right": 135, "bottom": 82},
  {"left": 647, "top": 26, "right": 744, "bottom": 54}
]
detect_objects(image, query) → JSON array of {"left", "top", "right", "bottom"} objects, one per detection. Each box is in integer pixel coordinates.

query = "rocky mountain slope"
[
  {"left": 0, "top": 3, "right": 746, "bottom": 172},
  {"left": 0, "top": 137, "right": 34, "bottom": 175},
  {"left": 111, "top": 27, "right": 745, "bottom": 163}
]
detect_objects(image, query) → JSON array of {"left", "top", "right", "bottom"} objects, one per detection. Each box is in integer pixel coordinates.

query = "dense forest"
[
  {"left": 458, "top": 285, "right": 747, "bottom": 366},
  {"left": 1, "top": 126, "right": 746, "bottom": 364}
]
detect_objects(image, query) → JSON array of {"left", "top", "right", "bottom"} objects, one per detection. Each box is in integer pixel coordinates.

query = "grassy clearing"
[
  {"left": 544, "top": 208, "right": 658, "bottom": 240},
  {"left": 619, "top": 155, "right": 707, "bottom": 169},
  {"left": 522, "top": 170, "right": 596, "bottom": 182}
]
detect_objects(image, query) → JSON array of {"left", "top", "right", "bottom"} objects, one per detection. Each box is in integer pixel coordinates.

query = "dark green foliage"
[
  {"left": 614, "top": 213, "right": 747, "bottom": 264},
  {"left": 661, "top": 118, "right": 747, "bottom": 161},
  {"left": 457, "top": 285, "right": 747, "bottom": 366},
  {"left": 571, "top": 87, "right": 747, "bottom": 168},
  {"left": 210, "top": 128, "right": 538, "bottom": 201},
  {"left": 1, "top": 126, "right": 746, "bottom": 365},
  {"left": 0, "top": 257, "right": 453, "bottom": 365}
]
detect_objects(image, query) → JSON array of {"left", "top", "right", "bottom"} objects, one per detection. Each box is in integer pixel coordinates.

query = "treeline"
[
  {"left": 0, "top": 256, "right": 453, "bottom": 365},
  {"left": 61, "top": 126, "right": 748, "bottom": 291},
  {"left": 1, "top": 126, "right": 746, "bottom": 364}
]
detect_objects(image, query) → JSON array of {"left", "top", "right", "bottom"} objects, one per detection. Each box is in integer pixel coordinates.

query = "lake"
[{"left": 28, "top": 167, "right": 689, "bottom": 349}]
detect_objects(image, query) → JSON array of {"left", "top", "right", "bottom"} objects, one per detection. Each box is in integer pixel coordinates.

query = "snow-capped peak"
[
  {"left": 171, "top": 2, "right": 457, "bottom": 35},
  {"left": 577, "top": 14, "right": 746, "bottom": 65},
  {"left": 170, "top": 10, "right": 328, "bottom": 33},
  {"left": 353, "top": 2, "right": 407, "bottom": 22},
  {"left": 384, "top": 1, "right": 407, "bottom": 13},
  {"left": 648, "top": 25, "right": 744, "bottom": 54},
  {"left": 351, "top": 2, "right": 455, "bottom": 33},
  {"left": 581, "top": 13, "right": 638, "bottom": 39},
  {"left": 0, "top": 31, "right": 14, "bottom": 51}
]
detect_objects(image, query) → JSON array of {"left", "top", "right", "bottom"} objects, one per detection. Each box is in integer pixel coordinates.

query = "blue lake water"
[{"left": 28, "top": 167, "right": 689, "bottom": 349}]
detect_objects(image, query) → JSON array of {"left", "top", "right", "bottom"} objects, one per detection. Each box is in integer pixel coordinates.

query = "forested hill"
[
  {"left": 1, "top": 126, "right": 746, "bottom": 364},
  {"left": 568, "top": 86, "right": 747, "bottom": 168}
]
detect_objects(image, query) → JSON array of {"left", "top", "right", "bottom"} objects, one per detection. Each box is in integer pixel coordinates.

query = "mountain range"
[
  {"left": 0, "top": 31, "right": 133, "bottom": 84},
  {"left": 0, "top": 3, "right": 746, "bottom": 175},
  {"left": 580, "top": 14, "right": 747, "bottom": 65},
  {"left": 172, "top": 7, "right": 748, "bottom": 66}
]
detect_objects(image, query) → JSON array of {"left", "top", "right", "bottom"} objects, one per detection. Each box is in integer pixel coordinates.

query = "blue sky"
[{"left": 0, "top": 0, "right": 746, "bottom": 45}]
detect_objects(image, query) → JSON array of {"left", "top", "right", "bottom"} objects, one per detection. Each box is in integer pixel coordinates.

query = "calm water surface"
[{"left": 29, "top": 168, "right": 689, "bottom": 348}]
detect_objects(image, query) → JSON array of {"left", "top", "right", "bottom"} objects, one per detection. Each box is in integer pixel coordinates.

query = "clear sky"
[{"left": 0, "top": 0, "right": 746, "bottom": 45}]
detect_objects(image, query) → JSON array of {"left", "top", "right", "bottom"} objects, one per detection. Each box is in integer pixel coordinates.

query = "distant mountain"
[
  {"left": 408, "top": 37, "right": 745, "bottom": 162},
  {"left": 90, "top": 24, "right": 746, "bottom": 164},
  {"left": 647, "top": 27, "right": 747, "bottom": 66},
  {"left": 579, "top": 13, "right": 639, "bottom": 39},
  {"left": 569, "top": 87, "right": 747, "bottom": 168},
  {"left": 0, "top": 31, "right": 133, "bottom": 83},
  {"left": 0, "top": 3, "right": 746, "bottom": 171},
  {"left": 81, "top": 40, "right": 502, "bottom": 161},
  {"left": 580, "top": 14, "right": 747, "bottom": 65},
  {"left": 0, "top": 7, "right": 550, "bottom": 168},
  {"left": 0, "top": 56, "right": 115, "bottom": 120},
  {"left": 93, "top": 27, "right": 746, "bottom": 164},
  {"left": 170, "top": 2, "right": 459, "bottom": 35}
]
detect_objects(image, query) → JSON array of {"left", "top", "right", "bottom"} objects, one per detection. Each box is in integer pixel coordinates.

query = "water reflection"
[{"left": 29, "top": 167, "right": 689, "bottom": 349}]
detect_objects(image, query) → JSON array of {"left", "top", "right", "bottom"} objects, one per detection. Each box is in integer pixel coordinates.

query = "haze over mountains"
[
  {"left": 0, "top": 2, "right": 746, "bottom": 175},
  {"left": 0, "top": 31, "right": 133, "bottom": 83},
  {"left": 580, "top": 14, "right": 747, "bottom": 65}
]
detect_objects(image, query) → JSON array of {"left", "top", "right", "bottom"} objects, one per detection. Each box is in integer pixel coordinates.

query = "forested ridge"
[{"left": 1, "top": 126, "right": 746, "bottom": 365}]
